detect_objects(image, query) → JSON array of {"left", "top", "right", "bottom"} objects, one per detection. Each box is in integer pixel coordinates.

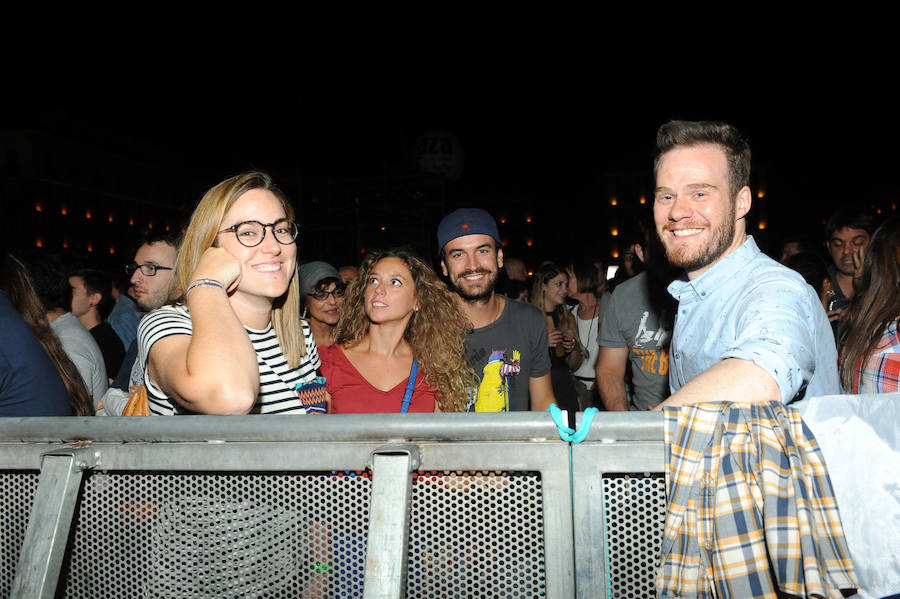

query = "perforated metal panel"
[
  {"left": 602, "top": 473, "right": 666, "bottom": 598},
  {"left": 0, "top": 471, "right": 40, "bottom": 599},
  {"left": 407, "top": 470, "right": 545, "bottom": 598},
  {"left": 61, "top": 471, "right": 372, "bottom": 599}
]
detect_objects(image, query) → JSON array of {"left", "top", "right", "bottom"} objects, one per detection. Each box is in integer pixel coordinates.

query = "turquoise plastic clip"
[{"left": 547, "top": 404, "right": 599, "bottom": 444}]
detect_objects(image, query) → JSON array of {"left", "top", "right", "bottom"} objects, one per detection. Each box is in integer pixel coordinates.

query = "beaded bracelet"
[{"left": 186, "top": 278, "right": 225, "bottom": 296}]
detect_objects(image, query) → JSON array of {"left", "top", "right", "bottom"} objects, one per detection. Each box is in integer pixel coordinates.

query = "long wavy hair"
[
  {"left": 838, "top": 216, "right": 900, "bottom": 391},
  {"left": 530, "top": 262, "right": 580, "bottom": 347},
  {"left": 176, "top": 171, "right": 305, "bottom": 367},
  {"left": 334, "top": 247, "right": 474, "bottom": 412},
  {"left": 1, "top": 253, "right": 94, "bottom": 416}
]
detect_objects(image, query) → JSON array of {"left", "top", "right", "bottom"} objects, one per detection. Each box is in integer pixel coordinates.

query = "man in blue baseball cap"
[{"left": 437, "top": 208, "right": 555, "bottom": 413}]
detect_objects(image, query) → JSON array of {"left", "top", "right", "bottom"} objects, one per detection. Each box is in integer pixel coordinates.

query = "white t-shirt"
[
  {"left": 569, "top": 295, "right": 608, "bottom": 386},
  {"left": 137, "top": 305, "right": 320, "bottom": 415}
]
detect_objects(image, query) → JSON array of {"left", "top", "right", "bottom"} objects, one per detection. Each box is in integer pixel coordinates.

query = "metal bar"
[
  {"left": 571, "top": 442, "right": 666, "bottom": 598},
  {"left": 363, "top": 446, "right": 417, "bottom": 599},
  {"left": 540, "top": 449, "right": 577, "bottom": 598},
  {"left": 0, "top": 411, "right": 665, "bottom": 444},
  {"left": 11, "top": 453, "right": 86, "bottom": 599}
]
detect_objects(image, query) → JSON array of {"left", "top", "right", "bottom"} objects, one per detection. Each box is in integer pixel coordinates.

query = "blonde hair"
[
  {"left": 531, "top": 262, "right": 582, "bottom": 352},
  {"left": 176, "top": 171, "right": 305, "bottom": 367},
  {"left": 335, "top": 248, "right": 475, "bottom": 412}
]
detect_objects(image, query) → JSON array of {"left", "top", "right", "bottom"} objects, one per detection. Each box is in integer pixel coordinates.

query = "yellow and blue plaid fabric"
[{"left": 657, "top": 402, "right": 857, "bottom": 598}]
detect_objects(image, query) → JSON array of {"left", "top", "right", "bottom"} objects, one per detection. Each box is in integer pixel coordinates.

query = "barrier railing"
[{"left": 1, "top": 412, "right": 667, "bottom": 599}]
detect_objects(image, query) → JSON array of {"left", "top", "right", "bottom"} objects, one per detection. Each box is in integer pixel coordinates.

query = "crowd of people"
[
  {"left": 1, "top": 129, "right": 896, "bottom": 420},
  {"left": 3, "top": 119, "right": 895, "bottom": 595}
]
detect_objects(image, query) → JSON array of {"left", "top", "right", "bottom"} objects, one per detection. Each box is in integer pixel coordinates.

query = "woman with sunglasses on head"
[
  {"left": 298, "top": 261, "right": 346, "bottom": 349},
  {"left": 318, "top": 247, "right": 473, "bottom": 413},
  {"left": 136, "top": 171, "right": 326, "bottom": 415}
]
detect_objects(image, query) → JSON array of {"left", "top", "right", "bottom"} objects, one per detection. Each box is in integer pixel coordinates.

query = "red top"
[{"left": 318, "top": 344, "right": 437, "bottom": 413}]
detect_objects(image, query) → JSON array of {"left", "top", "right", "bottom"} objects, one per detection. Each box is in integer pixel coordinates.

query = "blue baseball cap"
[{"left": 437, "top": 208, "right": 501, "bottom": 251}]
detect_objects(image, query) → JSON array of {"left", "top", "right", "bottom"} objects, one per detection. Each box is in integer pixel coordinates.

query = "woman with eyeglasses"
[
  {"left": 298, "top": 261, "right": 346, "bottom": 348},
  {"left": 136, "top": 171, "right": 326, "bottom": 415},
  {"left": 318, "top": 247, "right": 474, "bottom": 413}
]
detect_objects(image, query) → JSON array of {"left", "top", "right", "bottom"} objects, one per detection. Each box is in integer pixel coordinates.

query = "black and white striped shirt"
[{"left": 137, "top": 305, "right": 320, "bottom": 415}]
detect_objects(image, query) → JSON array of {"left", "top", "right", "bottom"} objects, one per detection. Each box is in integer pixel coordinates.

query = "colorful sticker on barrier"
[{"left": 295, "top": 376, "right": 328, "bottom": 414}]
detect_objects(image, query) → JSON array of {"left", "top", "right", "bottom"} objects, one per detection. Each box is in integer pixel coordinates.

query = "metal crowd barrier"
[{"left": 0, "top": 412, "right": 665, "bottom": 598}]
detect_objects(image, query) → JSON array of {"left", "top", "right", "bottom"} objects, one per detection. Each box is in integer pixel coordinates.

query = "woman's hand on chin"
[{"left": 194, "top": 247, "right": 242, "bottom": 293}]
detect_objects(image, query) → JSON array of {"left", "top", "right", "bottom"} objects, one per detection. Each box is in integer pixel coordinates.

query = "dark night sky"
[{"left": 2, "top": 22, "right": 898, "bottom": 262}]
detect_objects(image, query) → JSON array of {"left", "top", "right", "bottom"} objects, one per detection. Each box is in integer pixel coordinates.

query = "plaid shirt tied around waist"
[{"left": 657, "top": 402, "right": 857, "bottom": 599}]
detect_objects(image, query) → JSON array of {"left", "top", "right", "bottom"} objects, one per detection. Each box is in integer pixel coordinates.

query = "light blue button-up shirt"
[{"left": 667, "top": 236, "right": 840, "bottom": 403}]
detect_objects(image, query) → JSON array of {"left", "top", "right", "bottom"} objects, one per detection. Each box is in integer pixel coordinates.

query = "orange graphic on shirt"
[{"left": 632, "top": 348, "right": 669, "bottom": 375}]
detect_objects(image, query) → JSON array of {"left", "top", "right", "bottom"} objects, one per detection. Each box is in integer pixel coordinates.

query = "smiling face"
[
  {"left": 306, "top": 280, "right": 344, "bottom": 326},
  {"left": 364, "top": 257, "right": 417, "bottom": 326},
  {"left": 217, "top": 188, "right": 297, "bottom": 305},
  {"left": 440, "top": 234, "right": 503, "bottom": 302},
  {"left": 653, "top": 144, "right": 750, "bottom": 279},
  {"left": 543, "top": 273, "right": 568, "bottom": 310}
]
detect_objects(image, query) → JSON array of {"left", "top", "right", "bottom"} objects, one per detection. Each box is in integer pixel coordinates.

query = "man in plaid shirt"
[{"left": 650, "top": 120, "right": 857, "bottom": 598}]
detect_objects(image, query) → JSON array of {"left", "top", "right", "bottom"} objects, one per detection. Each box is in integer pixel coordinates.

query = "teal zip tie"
[{"left": 547, "top": 404, "right": 599, "bottom": 444}]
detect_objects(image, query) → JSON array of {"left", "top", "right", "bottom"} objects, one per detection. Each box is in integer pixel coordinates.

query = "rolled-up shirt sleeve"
[{"left": 720, "top": 276, "right": 815, "bottom": 403}]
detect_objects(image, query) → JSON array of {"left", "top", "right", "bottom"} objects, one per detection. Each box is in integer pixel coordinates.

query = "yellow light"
[
  {"left": 525, "top": 216, "right": 532, "bottom": 223},
  {"left": 757, "top": 189, "right": 765, "bottom": 199},
  {"left": 611, "top": 250, "right": 619, "bottom": 259},
  {"left": 527, "top": 270, "right": 534, "bottom": 277},
  {"left": 639, "top": 196, "right": 646, "bottom": 205},
  {"left": 500, "top": 217, "right": 507, "bottom": 224},
  {"left": 611, "top": 228, "right": 619, "bottom": 237},
  {"left": 610, "top": 198, "right": 618, "bottom": 206},
  {"left": 380, "top": 225, "right": 386, "bottom": 231},
  {"left": 758, "top": 221, "right": 766, "bottom": 230}
]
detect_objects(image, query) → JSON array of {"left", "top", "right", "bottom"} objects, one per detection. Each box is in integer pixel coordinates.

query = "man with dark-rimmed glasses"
[
  {"left": 99, "top": 230, "right": 182, "bottom": 414},
  {"left": 127, "top": 230, "right": 181, "bottom": 313}
]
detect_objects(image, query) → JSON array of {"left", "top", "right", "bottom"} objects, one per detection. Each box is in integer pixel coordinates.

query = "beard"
[
  {"left": 659, "top": 204, "right": 736, "bottom": 274},
  {"left": 451, "top": 268, "right": 498, "bottom": 302}
]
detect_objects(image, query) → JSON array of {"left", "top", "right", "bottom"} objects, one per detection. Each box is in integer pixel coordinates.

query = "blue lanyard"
[{"left": 400, "top": 361, "right": 418, "bottom": 413}]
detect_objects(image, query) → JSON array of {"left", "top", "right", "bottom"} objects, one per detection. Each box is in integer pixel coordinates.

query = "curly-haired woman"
[{"left": 319, "top": 247, "right": 474, "bottom": 413}]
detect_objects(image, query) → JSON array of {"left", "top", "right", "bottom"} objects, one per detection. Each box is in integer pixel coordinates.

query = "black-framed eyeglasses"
[
  {"left": 126, "top": 262, "right": 174, "bottom": 277},
  {"left": 308, "top": 287, "right": 345, "bottom": 301},
  {"left": 219, "top": 219, "right": 299, "bottom": 248}
]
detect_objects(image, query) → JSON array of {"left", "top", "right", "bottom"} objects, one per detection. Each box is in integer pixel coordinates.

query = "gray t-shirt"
[
  {"left": 50, "top": 312, "right": 108, "bottom": 406},
  {"left": 598, "top": 272, "right": 673, "bottom": 410},
  {"left": 464, "top": 298, "right": 552, "bottom": 412}
]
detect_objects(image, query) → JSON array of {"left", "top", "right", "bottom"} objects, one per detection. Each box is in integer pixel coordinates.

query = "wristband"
[{"left": 186, "top": 278, "right": 225, "bottom": 296}]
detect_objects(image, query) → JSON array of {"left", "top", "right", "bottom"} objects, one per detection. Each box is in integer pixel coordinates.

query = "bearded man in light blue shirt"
[
  {"left": 651, "top": 120, "right": 840, "bottom": 406},
  {"left": 648, "top": 121, "right": 854, "bottom": 598}
]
